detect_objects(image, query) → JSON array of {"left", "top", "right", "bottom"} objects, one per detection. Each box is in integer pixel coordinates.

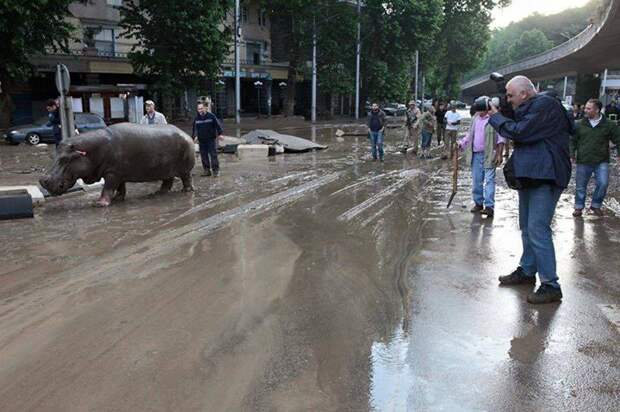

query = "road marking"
[{"left": 598, "top": 304, "right": 620, "bottom": 334}]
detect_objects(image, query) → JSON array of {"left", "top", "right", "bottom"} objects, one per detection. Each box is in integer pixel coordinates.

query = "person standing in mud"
[
  {"left": 140, "top": 100, "right": 168, "bottom": 125},
  {"left": 435, "top": 102, "right": 447, "bottom": 147},
  {"left": 367, "top": 103, "right": 386, "bottom": 161},
  {"left": 443, "top": 103, "right": 462, "bottom": 159},
  {"left": 489, "top": 75, "right": 573, "bottom": 304},
  {"left": 459, "top": 102, "right": 505, "bottom": 218},
  {"left": 419, "top": 106, "right": 437, "bottom": 159},
  {"left": 570, "top": 98, "right": 620, "bottom": 217},
  {"left": 192, "top": 102, "right": 223, "bottom": 177},
  {"left": 45, "top": 99, "right": 62, "bottom": 147},
  {"left": 405, "top": 101, "right": 421, "bottom": 155}
]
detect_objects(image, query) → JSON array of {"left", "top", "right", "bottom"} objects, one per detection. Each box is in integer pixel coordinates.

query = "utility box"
[{"left": 0, "top": 189, "right": 34, "bottom": 220}]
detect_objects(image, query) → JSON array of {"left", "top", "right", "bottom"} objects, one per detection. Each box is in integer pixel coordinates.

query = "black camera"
[{"left": 472, "top": 73, "right": 515, "bottom": 119}]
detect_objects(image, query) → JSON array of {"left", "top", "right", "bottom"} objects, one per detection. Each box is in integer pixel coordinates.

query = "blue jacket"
[
  {"left": 489, "top": 94, "right": 574, "bottom": 188},
  {"left": 192, "top": 112, "right": 223, "bottom": 143}
]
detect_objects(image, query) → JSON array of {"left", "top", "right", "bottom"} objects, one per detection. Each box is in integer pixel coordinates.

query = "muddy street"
[{"left": 1, "top": 122, "right": 619, "bottom": 411}]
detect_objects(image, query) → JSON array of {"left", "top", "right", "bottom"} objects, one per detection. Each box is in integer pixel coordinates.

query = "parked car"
[
  {"left": 383, "top": 103, "right": 407, "bottom": 116},
  {"left": 3, "top": 112, "right": 107, "bottom": 145}
]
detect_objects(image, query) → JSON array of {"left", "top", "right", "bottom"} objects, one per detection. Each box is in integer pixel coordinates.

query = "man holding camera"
[
  {"left": 367, "top": 103, "right": 386, "bottom": 162},
  {"left": 459, "top": 102, "right": 505, "bottom": 218},
  {"left": 570, "top": 98, "right": 620, "bottom": 217},
  {"left": 488, "top": 76, "right": 573, "bottom": 304}
]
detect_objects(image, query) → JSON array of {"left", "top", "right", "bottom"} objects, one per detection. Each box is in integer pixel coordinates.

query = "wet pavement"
[{"left": 0, "top": 121, "right": 619, "bottom": 411}]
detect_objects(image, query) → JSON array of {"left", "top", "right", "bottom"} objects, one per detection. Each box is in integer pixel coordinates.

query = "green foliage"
[
  {"left": 362, "top": 0, "right": 444, "bottom": 102},
  {"left": 429, "top": 0, "right": 509, "bottom": 98},
  {"left": 508, "top": 29, "right": 553, "bottom": 62},
  {"left": 118, "top": 0, "right": 233, "bottom": 95},
  {"left": 0, "top": 0, "right": 76, "bottom": 82},
  {"left": 466, "top": 0, "right": 602, "bottom": 80}
]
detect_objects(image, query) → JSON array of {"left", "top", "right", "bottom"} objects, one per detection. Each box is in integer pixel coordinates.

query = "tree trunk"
[
  {"left": 0, "top": 74, "right": 14, "bottom": 130},
  {"left": 285, "top": 16, "right": 299, "bottom": 117}
]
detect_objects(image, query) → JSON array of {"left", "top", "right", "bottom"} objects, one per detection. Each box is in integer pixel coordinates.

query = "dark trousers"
[{"left": 199, "top": 139, "right": 219, "bottom": 171}]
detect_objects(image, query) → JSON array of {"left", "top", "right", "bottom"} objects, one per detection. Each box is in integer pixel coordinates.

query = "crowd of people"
[{"left": 366, "top": 78, "right": 619, "bottom": 304}]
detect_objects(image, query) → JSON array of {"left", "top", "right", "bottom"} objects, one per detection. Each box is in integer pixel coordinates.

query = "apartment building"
[{"left": 216, "top": 0, "right": 289, "bottom": 118}]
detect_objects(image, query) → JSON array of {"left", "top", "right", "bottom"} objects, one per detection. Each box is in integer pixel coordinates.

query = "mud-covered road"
[{"left": 1, "top": 123, "right": 619, "bottom": 411}]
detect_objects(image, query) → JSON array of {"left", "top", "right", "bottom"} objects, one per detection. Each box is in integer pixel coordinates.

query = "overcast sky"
[{"left": 491, "top": 0, "right": 589, "bottom": 28}]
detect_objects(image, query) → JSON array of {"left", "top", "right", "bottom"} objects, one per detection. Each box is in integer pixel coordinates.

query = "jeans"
[
  {"left": 518, "top": 184, "right": 563, "bottom": 288},
  {"left": 199, "top": 139, "right": 219, "bottom": 172},
  {"left": 471, "top": 152, "right": 496, "bottom": 208},
  {"left": 421, "top": 130, "right": 432, "bottom": 150},
  {"left": 370, "top": 131, "right": 384, "bottom": 160},
  {"left": 575, "top": 162, "right": 609, "bottom": 209}
]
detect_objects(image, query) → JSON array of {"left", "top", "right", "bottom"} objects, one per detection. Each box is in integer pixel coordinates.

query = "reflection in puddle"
[{"left": 370, "top": 324, "right": 412, "bottom": 410}]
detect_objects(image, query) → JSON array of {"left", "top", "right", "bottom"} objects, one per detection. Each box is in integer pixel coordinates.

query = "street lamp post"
[
  {"left": 355, "top": 0, "right": 361, "bottom": 119},
  {"left": 311, "top": 16, "right": 317, "bottom": 123},
  {"left": 254, "top": 80, "right": 263, "bottom": 118},
  {"left": 235, "top": 0, "right": 241, "bottom": 124}
]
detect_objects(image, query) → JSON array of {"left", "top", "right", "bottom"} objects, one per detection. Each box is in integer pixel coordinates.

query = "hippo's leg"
[
  {"left": 96, "top": 178, "right": 119, "bottom": 207},
  {"left": 156, "top": 177, "right": 174, "bottom": 194},
  {"left": 113, "top": 182, "right": 126, "bottom": 202},
  {"left": 180, "top": 173, "right": 194, "bottom": 192}
]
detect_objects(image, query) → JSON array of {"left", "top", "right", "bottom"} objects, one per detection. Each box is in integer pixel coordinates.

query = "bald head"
[{"left": 506, "top": 75, "right": 537, "bottom": 108}]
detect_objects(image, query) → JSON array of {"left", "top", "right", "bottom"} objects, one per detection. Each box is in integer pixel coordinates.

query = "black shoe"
[
  {"left": 201, "top": 169, "right": 212, "bottom": 177},
  {"left": 213, "top": 170, "right": 219, "bottom": 177},
  {"left": 481, "top": 207, "right": 494, "bottom": 218},
  {"left": 527, "top": 284, "right": 563, "bottom": 304},
  {"left": 470, "top": 204, "right": 483, "bottom": 213},
  {"left": 499, "top": 267, "right": 536, "bottom": 285}
]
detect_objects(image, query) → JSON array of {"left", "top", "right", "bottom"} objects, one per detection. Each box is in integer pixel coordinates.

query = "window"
[
  {"left": 258, "top": 9, "right": 267, "bottom": 26},
  {"left": 246, "top": 42, "right": 261, "bottom": 65},
  {"left": 241, "top": 6, "right": 248, "bottom": 23},
  {"left": 85, "top": 26, "right": 117, "bottom": 57}
]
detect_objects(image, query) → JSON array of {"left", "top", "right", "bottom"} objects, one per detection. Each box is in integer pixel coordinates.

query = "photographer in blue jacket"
[{"left": 488, "top": 75, "right": 574, "bottom": 304}]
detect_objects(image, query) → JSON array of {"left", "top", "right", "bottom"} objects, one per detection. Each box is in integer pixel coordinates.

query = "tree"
[
  {"left": 361, "top": 0, "right": 444, "bottom": 103},
  {"left": 264, "top": 0, "right": 315, "bottom": 116},
  {"left": 430, "top": 0, "right": 509, "bottom": 98},
  {"left": 508, "top": 29, "right": 554, "bottom": 62},
  {"left": 119, "top": 0, "right": 232, "bottom": 115},
  {"left": 0, "top": 1, "right": 76, "bottom": 129}
]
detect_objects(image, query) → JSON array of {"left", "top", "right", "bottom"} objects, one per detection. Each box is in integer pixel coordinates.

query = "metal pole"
[
  {"left": 235, "top": 0, "right": 241, "bottom": 124},
  {"left": 354, "top": 0, "right": 361, "bottom": 119},
  {"left": 600, "top": 68, "right": 608, "bottom": 100},
  {"left": 311, "top": 16, "right": 317, "bottom": 123},
  {"left": 421, "top": 72, "right": 425, "bottom": 103},
  {"left": 414, "top": 50, "right": 419, "bottom": 101},
  {"left": 562, "top": 76, "right": 568, "bottom": 100}
]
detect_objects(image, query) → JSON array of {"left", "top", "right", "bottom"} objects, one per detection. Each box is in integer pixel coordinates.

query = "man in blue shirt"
[
  {"left": 489, "top": 76, "right": 573, "bottom": 304},
  {"left": 192, "top": 102, "right": 223, "bottom": 177}
]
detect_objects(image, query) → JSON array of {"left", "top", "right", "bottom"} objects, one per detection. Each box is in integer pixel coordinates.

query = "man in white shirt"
[
  {"left": 140, "top": 100, "right": 168, "bottom": 125},
  {"left": 443, "top": 104, "right": 462, "bottom": 159}
]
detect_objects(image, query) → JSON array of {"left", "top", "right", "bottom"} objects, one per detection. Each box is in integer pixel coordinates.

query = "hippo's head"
[{"left": 40, "top": 142, "right": 92, "bottom": 196}]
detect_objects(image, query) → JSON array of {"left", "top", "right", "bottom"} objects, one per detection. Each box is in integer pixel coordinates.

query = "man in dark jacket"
[
  {"left": 367, "top": 103, "right": 386, "bottom": 161},
  {"left": 570, "top": 98, "right": 620, "bottom": 217},
  {"left": 46, "top": 99, "right": 62, "bottom": 147},
  {"left": 489, "top": 75, "right": 573, "bottom": 304},
  {"left": 192, "top": 102, "right": 223, "bottom": 177}
]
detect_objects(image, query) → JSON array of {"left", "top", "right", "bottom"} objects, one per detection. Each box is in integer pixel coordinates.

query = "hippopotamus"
[{"left": 40, "top": 123, "right": 195, "bottom": 206}]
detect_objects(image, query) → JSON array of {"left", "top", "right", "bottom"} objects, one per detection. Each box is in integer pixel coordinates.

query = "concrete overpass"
[{"left": 461, "top": 0, "right": 620, "bottom": 100}]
